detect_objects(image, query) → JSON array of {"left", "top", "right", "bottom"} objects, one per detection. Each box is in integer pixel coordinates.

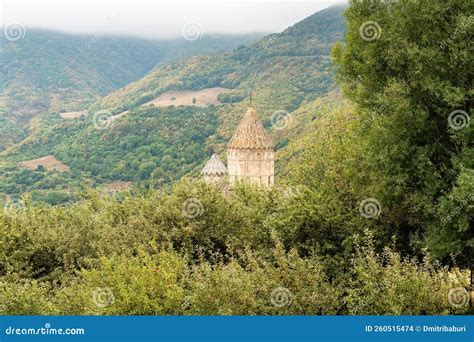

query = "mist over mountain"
[
  {"left": 0, "top": 5, "right": 347, "bottom": 202},
  {"left": 1, "top": 0, "right": 471, "bottom": 318}
]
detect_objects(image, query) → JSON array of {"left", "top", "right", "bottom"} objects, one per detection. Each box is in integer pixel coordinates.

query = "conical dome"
[
  {"left": 202, "top": 153, "right": 228, "bottom": 176},
  {"left": 227, "top": 107, "right": 275, "bottom": 150}
]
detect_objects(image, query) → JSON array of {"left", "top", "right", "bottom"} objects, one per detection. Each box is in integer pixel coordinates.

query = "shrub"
[
  {"left": 346, "top": 239, "right": 469, "bottom": 315},
  {"left": 55, "top": 247, "right": 187, "bottom": 315}
]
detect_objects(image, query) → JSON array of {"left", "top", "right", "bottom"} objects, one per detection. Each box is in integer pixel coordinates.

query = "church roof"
[
  {"left": 201, "top": 153, "right": 228, "bottom": 175},
  {"left": 227, "top": 107, "right": 275, "bottom": 150}
]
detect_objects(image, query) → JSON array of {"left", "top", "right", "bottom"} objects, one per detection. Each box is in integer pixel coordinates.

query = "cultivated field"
[
  {"left": 18, "top": 155, "right": 70, "bottom": 172},
  {"left": 107, "top": 87, "right": 229, "bottom": 122},
  {"left": 59, "top": 110, "right": 88, "bottom": 119},
  {"left": 145, "top": 88, "right": 229, "bottom": 107}
]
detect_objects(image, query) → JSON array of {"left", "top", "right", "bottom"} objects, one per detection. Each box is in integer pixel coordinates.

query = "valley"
[
  {"left": 0, "top": 5, "right": 346, "bottom": 204},
  {"left": 0, "top": 1, "right": 472, "bottom": 317},
  {"left": 0, "top": 29, "right": 263, "bottom": 151}
]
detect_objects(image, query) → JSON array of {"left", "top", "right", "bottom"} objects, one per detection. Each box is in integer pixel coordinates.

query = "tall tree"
[{"left": 332, "top": 0, "right": 473, "bottom": 266}]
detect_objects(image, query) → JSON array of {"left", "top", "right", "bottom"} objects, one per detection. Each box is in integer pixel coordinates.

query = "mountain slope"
[
  {"left": 0, "top": 30, "right": 262, "bottom": 150},
  {"left": 1, "top": 5, "right": 347, "bottom": 202},
  {"left": 93, "top": 5, "right": 346, "bottom": 113}
]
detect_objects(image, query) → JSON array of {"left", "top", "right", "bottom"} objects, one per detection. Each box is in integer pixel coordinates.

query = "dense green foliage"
[
  {"left": 0, "top": 1, "right": 472, "bottom": 316},
  {"left": 0, "top": 182, "right": 469, "bottom": 315},
  {"left": 2, "top": 106, "right": 221, "bottom": 193},
  {"left": 330, "top": 0, "right": 473, "bottom": 267}
]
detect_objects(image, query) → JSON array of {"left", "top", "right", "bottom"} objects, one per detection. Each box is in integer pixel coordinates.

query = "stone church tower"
[
  {"left": 202, "top": 106, "right": 275, "bottom": 188},
  {"left": 227, "top": 106, "right": 275, "bottom": 188},
  {"left": 201, "top": 153, "right": 228, "bottom": 183}
]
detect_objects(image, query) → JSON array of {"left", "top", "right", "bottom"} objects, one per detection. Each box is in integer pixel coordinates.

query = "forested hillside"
[
  {"left": 0, "top": 0, "right": 472, "bottom": 316},
  {"left": 1, "top": 5, "right": 347, "bottom": 202},
  {"left": 91, "top": 5, "right": 345, "bottom": 113},
  {"left": 0, "top": 29, "right": 262, "bottom": 150}
]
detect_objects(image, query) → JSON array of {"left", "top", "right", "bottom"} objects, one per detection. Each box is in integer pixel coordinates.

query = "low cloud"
[{"left": 1, "top": 0, "right": 346, "bottom": 39}]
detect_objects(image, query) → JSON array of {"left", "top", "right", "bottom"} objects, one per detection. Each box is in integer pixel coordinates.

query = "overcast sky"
[{"left": 1, "top": 0, "right": 346, "bottom": 39}]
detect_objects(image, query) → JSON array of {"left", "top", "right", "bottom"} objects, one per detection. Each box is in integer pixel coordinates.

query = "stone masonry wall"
[{"left": 227, "top": 148, "right": 274, "bottom": 188}]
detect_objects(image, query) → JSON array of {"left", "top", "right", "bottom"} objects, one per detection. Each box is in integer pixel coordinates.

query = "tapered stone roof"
[
  {"left": 202, "top": 153, "right": 228, "bottom": 175},
  {"left": 227, "top": 107, "right": 275, "bottom": 150}
]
